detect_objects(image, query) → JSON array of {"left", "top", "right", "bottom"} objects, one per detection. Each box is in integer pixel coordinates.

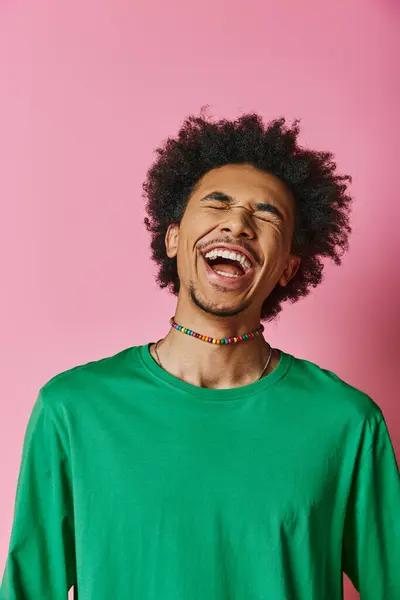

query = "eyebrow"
[{"left": 200, "top": 191, "right": 285, "bottom": 221}]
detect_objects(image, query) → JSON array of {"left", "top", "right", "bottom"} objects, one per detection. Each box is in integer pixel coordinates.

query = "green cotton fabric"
[{"left": 1, "top": 343, "right": 399, "bottom": 599}]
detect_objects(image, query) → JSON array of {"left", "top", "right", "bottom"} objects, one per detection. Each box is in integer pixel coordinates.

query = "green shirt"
[{"left": 1, "top": 344, "right": 399, "bottom": 599}]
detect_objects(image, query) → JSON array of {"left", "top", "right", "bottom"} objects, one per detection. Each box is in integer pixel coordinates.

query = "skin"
[{"left": 150, "top": 163, "right": 301, "bottom": 389}]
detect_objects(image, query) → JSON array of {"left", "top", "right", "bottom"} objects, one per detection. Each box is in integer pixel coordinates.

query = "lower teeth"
[{"left": 215, "top": 270, "right": 240, "bottom": 278}]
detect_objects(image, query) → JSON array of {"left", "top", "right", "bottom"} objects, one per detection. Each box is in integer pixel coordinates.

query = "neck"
[{"left": 152, "top": 302, "right": 279, "bottom": 389}]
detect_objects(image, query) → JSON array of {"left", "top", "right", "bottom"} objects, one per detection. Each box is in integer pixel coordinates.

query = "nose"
[{"left": 219, "top": 207, "right": 256, "bottom": 239}]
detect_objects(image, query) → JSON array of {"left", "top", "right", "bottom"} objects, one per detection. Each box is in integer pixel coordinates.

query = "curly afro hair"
[{"left": 143, "top": 108, "right": 353, "bottom": 322}]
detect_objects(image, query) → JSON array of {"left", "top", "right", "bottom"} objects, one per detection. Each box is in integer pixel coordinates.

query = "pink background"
[{"left": 1, "top": 1, "right": 399, "bottom": 597}]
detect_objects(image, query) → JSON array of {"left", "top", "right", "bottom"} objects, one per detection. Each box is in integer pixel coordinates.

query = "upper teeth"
[{"left": 204, "top": 248, "right": 252, "bottom": 270}]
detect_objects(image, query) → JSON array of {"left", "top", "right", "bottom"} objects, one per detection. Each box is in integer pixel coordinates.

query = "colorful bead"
[{"left": 168, "top": 317, "right": 264, "bottom": 346}]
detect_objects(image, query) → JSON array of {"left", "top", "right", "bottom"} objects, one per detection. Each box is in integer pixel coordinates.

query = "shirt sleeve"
[
  {"left": 0, "top": 390, "right": 76, "bottom": 599},
  {"left": 342, "top": 415, "right": 400, "bottom": 598}
]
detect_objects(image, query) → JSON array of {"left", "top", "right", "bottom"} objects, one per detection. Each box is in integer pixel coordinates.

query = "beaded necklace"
[
  {"left": 168, "top": 316, "right": 264, "bottom": 344},
  {"left": 153, "top": 316, "right": 273, "bottom": 381}
]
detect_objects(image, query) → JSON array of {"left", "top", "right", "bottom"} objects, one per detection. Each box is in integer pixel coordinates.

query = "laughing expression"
[{"left": 165, "top": 163, "right": 300, "bottom": 318}]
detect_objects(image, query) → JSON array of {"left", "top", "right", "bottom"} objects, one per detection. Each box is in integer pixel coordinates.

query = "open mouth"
[{"left": 201, "top": 248, "right": 253, "bottom": 280}]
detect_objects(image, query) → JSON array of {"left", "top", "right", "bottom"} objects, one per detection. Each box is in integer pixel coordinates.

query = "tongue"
[{"left": 211, "top": 260, "right": 243, "bottom": 276}]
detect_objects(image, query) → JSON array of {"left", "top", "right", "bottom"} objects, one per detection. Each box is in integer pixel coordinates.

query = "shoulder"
[
  {"left": 287, "top": 351, "right": 383, "bottom": 425},
  {"left": 38, "top": 344, "right": 144, "bottom": 413}
]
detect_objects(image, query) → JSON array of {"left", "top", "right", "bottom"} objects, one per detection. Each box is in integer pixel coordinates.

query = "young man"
[{"left": 1, "top": 111, "right": 399, "bottom": 599}]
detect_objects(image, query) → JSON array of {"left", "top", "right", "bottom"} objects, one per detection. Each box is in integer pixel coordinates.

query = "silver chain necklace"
[{"left": 153, "top": 339, "right": 273, "bottom": 382}]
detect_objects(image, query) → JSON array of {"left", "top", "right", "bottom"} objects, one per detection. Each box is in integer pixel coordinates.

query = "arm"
[
  {"left": 342, "top": 415, "right": 400, "bottom": 598},
  {"left": 0, "top": 390, "right": 76, "bottom": 599}
]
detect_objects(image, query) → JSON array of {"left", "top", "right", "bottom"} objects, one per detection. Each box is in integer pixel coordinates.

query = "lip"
[
  {"left": 200, "top": 253, "right": 256, "bottom": 290},
  {"left": 200, "top": 243, "right": 259, "bottom": 268}
]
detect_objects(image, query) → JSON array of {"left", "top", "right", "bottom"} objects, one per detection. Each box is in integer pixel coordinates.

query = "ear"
[
  {"left": 165, "top": 224, "right": 180, "bottom": 259},
  {"left": 278, "top": 255, "right": 301, "bottom": 287}
]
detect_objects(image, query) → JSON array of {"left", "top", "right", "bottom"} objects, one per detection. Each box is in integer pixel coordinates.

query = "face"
[{"left": 165, "top": 163, "right": 301, "bottom": 319}]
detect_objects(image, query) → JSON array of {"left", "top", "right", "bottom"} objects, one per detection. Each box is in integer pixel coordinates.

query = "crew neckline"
[{"left": 137, "top": 342, "right": 293, "bottom": 401}]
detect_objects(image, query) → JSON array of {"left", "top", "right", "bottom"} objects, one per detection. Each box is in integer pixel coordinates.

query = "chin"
[{"left": 189, "top": 285, "right": 252, "bottom": 318}]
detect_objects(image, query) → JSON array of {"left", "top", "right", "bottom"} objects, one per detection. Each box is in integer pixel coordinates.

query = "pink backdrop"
[{"left": 1, "top": 1, "right": 399, "bottom": 598}]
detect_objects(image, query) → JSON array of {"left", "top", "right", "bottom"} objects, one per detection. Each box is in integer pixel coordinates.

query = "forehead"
[{"left": 193, "top": 163, "right": 294, "bottom": 208}]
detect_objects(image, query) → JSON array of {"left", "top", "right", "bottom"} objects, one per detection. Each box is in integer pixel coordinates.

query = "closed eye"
[
  {"left": 254, "top": 213, "right": 279, "bottom": 223},
  {"left": 200, "top": 192, "right": 285, "bottom": 223},
  {"left": 205, "top": 203, "right": 278, "bottom": 223}
]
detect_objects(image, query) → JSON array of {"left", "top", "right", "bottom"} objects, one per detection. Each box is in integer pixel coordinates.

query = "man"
[{"left": 1, "top": 111, "right": 399, "bottom": 599}]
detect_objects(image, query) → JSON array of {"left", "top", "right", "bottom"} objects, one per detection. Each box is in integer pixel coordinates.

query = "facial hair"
[{"left": 188, "top": 280, "right": 252, "bottom": 318}]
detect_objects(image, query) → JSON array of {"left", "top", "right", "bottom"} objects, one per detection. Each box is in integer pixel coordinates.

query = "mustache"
[{"left": 198, "top": 238, "right": 262, "bottom": 266}]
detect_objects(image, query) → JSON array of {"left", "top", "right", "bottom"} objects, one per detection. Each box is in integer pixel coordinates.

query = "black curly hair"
[{"left": 143, "top": 107, "right": 353, "bottom": 322}]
